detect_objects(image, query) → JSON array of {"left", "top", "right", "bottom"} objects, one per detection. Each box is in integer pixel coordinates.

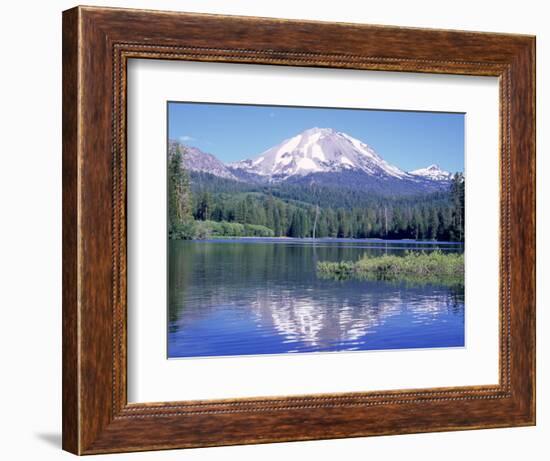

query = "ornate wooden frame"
[{"left": 62, "top": 5, "right": 536, "bottom": 455}]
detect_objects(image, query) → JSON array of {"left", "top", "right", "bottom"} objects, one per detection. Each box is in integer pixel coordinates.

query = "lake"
[{"left": 168, "top": 238, "right": 465, "bottom": 358}]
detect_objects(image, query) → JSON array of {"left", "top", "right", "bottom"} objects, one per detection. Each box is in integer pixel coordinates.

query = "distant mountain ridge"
[
  {"left": 170, "top": 128, "right": 456, "bottom": 196},
  {"left": 409, "top": 164, "right": 454, "bottom": 181},
  {"left": 169, "top": 141, "right": 238, "bottom": 181}
]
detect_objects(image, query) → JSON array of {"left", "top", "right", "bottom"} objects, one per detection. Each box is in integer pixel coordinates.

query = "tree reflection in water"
[{"left": 168, "top": 239, "right": 465, "bottom": 358}]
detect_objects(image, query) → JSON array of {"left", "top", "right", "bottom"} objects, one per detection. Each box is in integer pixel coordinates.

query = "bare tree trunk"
[{"left": 312, "top": 205, "right": 319, "bottom": 239}]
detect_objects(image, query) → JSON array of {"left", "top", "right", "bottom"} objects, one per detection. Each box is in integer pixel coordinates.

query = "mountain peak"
[
  {"left": 175, "top": 133, "right": 454, "bottom": 195},
  {"left": 302, "top": 127, "right": 336, "bottom": 135},
  {"left": 409, "top": 164, "right": 452, "bottom": 181},
  {"left": 230, "top": 128, "right": 409, "bottom": 180}
]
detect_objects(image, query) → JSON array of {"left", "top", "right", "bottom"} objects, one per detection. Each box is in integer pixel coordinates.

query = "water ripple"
[{"left": 168, "top": 240, "right": 464, "bottom": 358}]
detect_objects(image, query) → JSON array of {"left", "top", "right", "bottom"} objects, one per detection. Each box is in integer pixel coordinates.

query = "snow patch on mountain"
[
  {"left": 230, "top": 127, "right": 412, "bottom": 181},
  {"left": 409, "top": 164, "right": 453, "bottom": 181}
]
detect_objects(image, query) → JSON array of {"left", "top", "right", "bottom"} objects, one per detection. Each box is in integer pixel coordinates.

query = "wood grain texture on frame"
[{"left": 62, "top": 5, "right": 535, "bottom": 455}]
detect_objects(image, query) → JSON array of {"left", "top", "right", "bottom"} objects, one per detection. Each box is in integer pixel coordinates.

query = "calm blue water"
[{"left": 168, "top": 238, "right": 464, "bottom": 358}]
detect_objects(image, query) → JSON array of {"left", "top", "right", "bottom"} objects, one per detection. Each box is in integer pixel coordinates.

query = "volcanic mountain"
[
  {"left": 228, "top": 127, "right": 411, "bottom": 181},
  {"left": 173, "top": 127, "right": 455, "bottom": 195}
]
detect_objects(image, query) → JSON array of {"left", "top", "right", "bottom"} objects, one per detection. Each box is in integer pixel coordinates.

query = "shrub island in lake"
[{"left": 317, "top": 250, "right": 464, "bottom": 286}]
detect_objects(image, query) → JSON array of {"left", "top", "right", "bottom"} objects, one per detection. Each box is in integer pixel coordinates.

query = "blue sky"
[{"left": 168, "top": 102, "right": 464, "bottom": 173}]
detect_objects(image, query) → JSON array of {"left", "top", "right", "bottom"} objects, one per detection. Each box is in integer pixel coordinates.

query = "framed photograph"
[{"left": 62, "top": 6, "right": 535, "bottom": 455}]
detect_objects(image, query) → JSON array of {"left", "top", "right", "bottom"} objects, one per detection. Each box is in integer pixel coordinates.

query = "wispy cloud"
[{"left": 179, "top": 135, "right": 196, "bottom": 142}]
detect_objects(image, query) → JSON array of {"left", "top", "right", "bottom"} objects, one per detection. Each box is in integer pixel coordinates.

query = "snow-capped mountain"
[
  {"left": 172, "top": 129, "right": 456, "bottom": 196},
  {"left": 409, "top": 164, "right": 453, "bottom": 181},
  {"left": 229, "top": 127, "right": 411, "bottom": 181},
  {"left": 169, "top": 141, "right": 239, "bottom": 181}
]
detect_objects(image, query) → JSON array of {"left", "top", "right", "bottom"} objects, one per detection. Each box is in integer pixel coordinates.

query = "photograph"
[
  {"left": 37, "top": 2, "right": 537, "bottom": 456},
  {"left": 167, "top": 102, "right": 466, "bottom": 359}
]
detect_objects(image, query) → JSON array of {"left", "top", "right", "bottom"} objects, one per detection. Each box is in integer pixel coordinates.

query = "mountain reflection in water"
[{"left": 168, "top": 239, "right": 464, "bottom": 358}]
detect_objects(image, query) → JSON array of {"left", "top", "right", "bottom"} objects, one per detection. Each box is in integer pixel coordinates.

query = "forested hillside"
[{"left": 168, "top": 144, "right": 465, "bottom": 242}]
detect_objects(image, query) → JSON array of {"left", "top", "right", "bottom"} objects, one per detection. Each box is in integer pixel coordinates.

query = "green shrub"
[
  {"left": 170, "top": 220, "right": 276, "bottom": 239},
  {"left": 168, "top": 220, "right": 196, "bottom": 240},
  {"left": 317, "top": 250, "right": 464, "bottom": 286},
  {"left": 243, "top": 223, "right": 275, "bottom": 237}
]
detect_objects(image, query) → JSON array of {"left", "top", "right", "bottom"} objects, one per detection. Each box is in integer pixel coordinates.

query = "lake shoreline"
[{"left": 177, "top": 235, "right": 465, "bottom": 245}]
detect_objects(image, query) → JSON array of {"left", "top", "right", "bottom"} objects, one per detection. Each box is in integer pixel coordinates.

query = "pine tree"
[
  {"left": 196, "top": 191, "right": 212, "bottom": 221},
  {"left": 289, "top": 210, "right": 302, "bottom": 237},
  {"left": 168, "top": 144, "right": 192, "bottom": 229},
  {"left": 451, "top": 173, "right": 465, "bottom": 241},
  {"left": 429, "top": 207, "right": 439, "bottom": 240}
]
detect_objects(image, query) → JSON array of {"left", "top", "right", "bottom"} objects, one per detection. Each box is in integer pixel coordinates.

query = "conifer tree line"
[{"left": 168, "top": 145, "right": 465, "bottom": 242}]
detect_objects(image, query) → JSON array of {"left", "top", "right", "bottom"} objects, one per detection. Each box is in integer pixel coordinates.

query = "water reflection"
[{"left": 168, "top": 239, "right": 464, "bottom": 358}]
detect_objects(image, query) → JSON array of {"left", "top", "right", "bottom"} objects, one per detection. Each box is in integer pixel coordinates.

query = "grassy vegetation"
[
  {"left": 317, "top": 250, "right": 464, "bottom": 286},
  {"left": 169, "top": 219, "right": 275, "bottom": 240}
]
